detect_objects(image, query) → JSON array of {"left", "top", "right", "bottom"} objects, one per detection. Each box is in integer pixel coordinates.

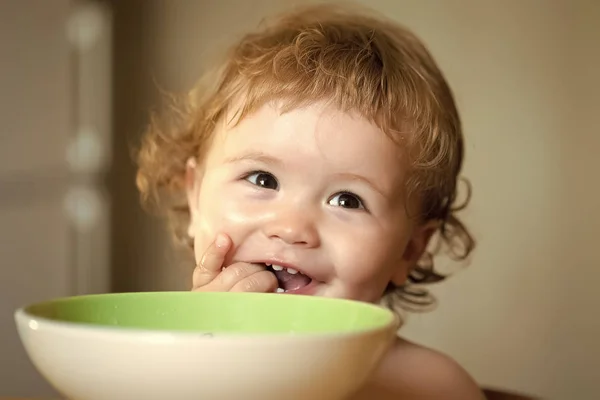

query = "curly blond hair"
[{"left": 136, "top": 3, "right": 474, "bottom": 312}]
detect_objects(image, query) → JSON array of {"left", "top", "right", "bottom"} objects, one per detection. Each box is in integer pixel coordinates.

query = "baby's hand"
[{"left": 192, "top": 234, "right": 278, "bottom": 293}]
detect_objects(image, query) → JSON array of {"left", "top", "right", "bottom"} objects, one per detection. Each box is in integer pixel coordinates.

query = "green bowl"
[{"left": 15, "top": 292, "right": 398, "bottom": 400}]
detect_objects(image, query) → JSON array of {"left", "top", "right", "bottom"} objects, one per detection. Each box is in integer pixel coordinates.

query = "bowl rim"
[{"left": 15, "top": 291, "right": 401, "bottom": 341}]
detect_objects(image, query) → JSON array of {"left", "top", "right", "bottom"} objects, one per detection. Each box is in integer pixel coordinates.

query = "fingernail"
[
  {"left": 186, "top": 157, "right": 197, "bottom": 168},
  {"left": 215, "top": 234, "right": 228, "bottom": 249}
]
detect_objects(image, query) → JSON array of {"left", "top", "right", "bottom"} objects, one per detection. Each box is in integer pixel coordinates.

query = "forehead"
[{"left": 210, "top": 102, "right": 408, "bottom": 186}]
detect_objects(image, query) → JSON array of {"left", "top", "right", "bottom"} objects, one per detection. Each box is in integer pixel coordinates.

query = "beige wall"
[
  {"left": 0, "top": 1, "right": 73, "bottom": 396},
  {"left": 110, "top": 1, "right": 600, "bottom": 399},
  {"left": 0, "top": 1, "right": 112, "bottom": 395}
]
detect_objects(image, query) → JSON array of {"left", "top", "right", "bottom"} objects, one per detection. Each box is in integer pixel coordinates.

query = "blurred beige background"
[{"left": 1, "top": 0, "right": 598, "bottom": 399}]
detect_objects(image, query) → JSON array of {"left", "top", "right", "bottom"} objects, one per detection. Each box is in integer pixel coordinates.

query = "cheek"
[
  {"left": 333, "top": 227, "right": 407, "bottom": 284},
  {"left": 196, "top": 196, "right": 245, "bottom": 237},
  {"left": 192, "top": 186, "right": 261, "bottom": 261}
]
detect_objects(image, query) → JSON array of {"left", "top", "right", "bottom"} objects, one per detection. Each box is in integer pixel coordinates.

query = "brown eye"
[
  {"left": 245, "top": 171, "right": 279, "bottom": 190},
  {"left": 328, "top": 192, "right": 364, "bottom": 209}
]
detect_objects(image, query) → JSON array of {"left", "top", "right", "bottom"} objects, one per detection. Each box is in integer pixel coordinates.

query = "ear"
[
  {"left": 390, "top": 220, "right": 440, "bottom": 286},
  {"left": 185, "top": 157, "right": 199, "bottom": 238}
]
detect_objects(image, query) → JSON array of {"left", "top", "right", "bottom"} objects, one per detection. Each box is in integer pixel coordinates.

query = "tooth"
[
  {"left": 286, "top": 268, "right": 298, "bottom": 275},
  {"left": 275, "top": 288, "right": 285, "bottom": 293},
  {"left": 272, "top": 265, "right": 283, "bottom": 271},
  {"left": 265, "top": 263, "right": 271, "bottom": 267}
]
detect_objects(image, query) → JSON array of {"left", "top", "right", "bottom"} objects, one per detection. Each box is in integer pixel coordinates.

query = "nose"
[{"left": 262, "top": 209, "right": 320, "bottom": 248}]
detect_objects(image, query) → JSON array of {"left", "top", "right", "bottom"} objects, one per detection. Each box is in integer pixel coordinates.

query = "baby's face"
[{"left": 187, "top": 101, "right": 431, "bottom": 303}]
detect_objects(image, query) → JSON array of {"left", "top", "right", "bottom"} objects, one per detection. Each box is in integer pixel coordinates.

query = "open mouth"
[{"left": 261, "top": 263, "right": 313, "bottom": 293}]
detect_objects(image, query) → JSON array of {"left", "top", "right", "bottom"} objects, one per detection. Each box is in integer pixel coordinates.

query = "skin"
[{"left": 186, "top": 101, "right": 484, "bottom": 399}]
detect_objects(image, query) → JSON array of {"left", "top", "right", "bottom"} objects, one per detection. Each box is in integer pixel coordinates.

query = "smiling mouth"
[{"left": 261, "top": 263, "right": 312, "bottom": 293}]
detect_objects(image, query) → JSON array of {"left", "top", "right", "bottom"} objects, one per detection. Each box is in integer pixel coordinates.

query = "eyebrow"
[
  {"left": 223, "top": 151, "right": 283, "bottom": 167},
  {"left": 334, "top": 172, "right": 389, "bottom": 199}
]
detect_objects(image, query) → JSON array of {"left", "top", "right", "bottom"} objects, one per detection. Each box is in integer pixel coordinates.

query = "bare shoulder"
[{"left": 350, "top": 337, "right": 485, "bottom": 400}]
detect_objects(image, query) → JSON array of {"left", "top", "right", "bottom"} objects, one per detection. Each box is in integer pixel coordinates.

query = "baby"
[{"left": 136, "top": 3, "right": 482, "bottom": 399}]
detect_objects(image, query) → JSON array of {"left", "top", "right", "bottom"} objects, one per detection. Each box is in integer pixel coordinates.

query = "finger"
[
  {"left": 192, "top": 233, "right": 231, "bottom": 289},
  {"left": 213, "top": 263, "right": 267, "bottom": 291},
  {"left": 230, "top": 270, "right": 278, "bottom": 293}
]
